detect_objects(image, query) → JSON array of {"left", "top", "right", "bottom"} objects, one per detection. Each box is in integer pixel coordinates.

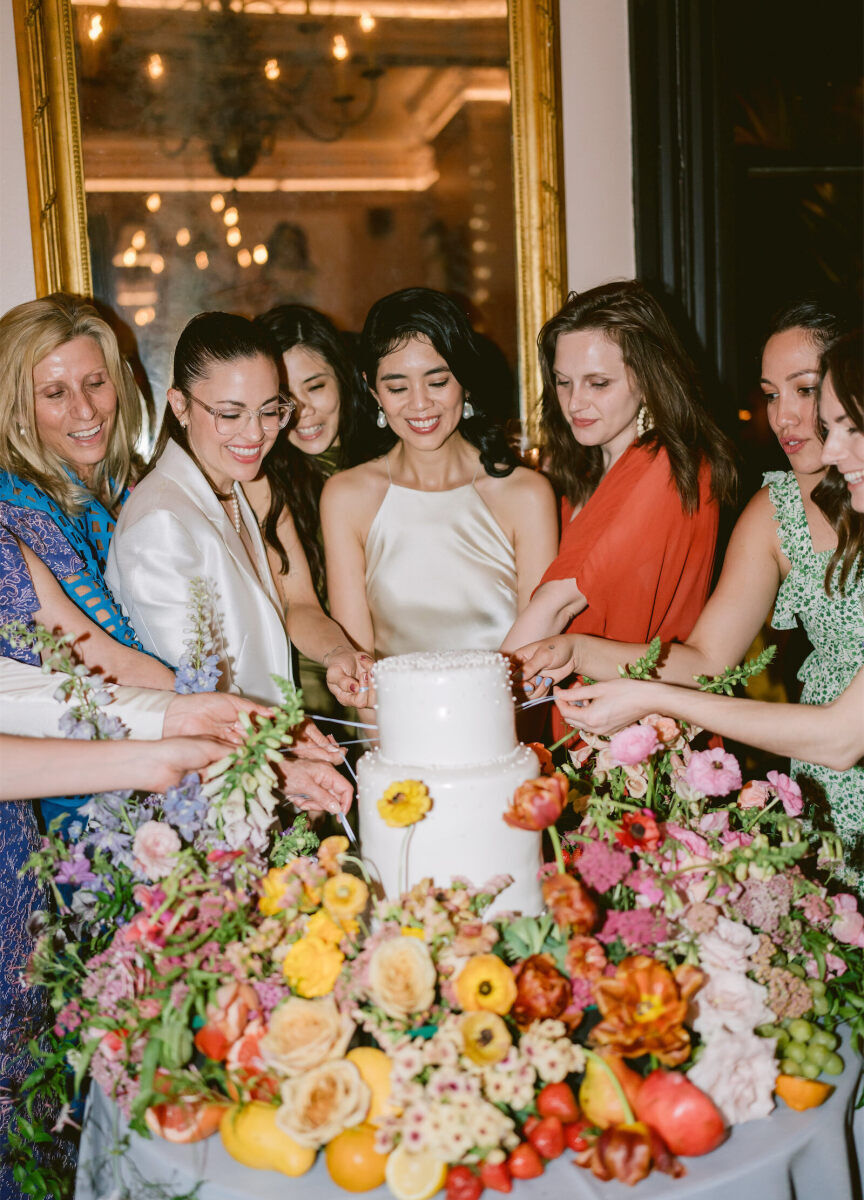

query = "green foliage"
[
  {"left": 695, "top": 643, "right": 777, "bottom": 694},
  {"left": 618, "top": 636, "right": 663, "bottom": 680}
]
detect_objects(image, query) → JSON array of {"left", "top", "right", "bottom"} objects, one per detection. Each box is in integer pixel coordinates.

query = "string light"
[
  {"left": 175, "top": 227, "right": 191, "bottom": 246},
  {"left": 226, "top": 227, "right": 242, "bottom": 247},
  {"left": 88, "top": 14, "right": 103, "bottom": 42},
  {"left": 122, "top": 248, "right": 137, "bottom": 267},
  {"left": 195, "top": 251, "right": 209, "bottom": 270},
  {"left": 131, "top": 230, "right": 146, "bottom": 250},
  {"left": 210, "top": 193, "right": 226, "bottom": 214},
  {"left": 223, "top": 206, "right": 239, "bottom": 227},
  {"left": 359, "top": 12, "right": 376, "bottom": 33},
  {"left": 332, "top": 34, "right": 349, "bottom": 61},
  {"left": 252, "top": 244, "right": 269, "bottom": 264},
  {"left": 147, "top": 54, "right": 164, "bottom": 80},
  {"left": 264, "top": 58, "right": 280, "bottom": 81},
  {"left": 237, "top": 248, "right": 252, "bottom": 268},
  {"left": 150, "top": 255, "right": 165, "bottom": 275},
  {"left": 145, "top": 193, "right": 161, "bottom": 212}
]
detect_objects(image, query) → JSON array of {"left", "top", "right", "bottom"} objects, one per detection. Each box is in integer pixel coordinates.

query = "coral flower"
[
  {"left": 503, "top": 774, "right": 568, "bottom": 831},
  {"left": 527, "top": 742, "right": 556, "bottom": 776},
  {"left": 511, "top": 953, "right": 571, "bottom": 1028},
  {"left": 323, "top": 873, "right": 369, "bottom": 921},
  {"left": 615, "top": 810, "right": 662, "bottom": 853},
  {"left": 377, "top": 780, "right": 432, "bottom": 828},
  {"left": 566, "top": 935, "right": 608, "bottom": 982},
  {"left": 542, "top": 874, "right": 598, "bottom": 933},
  {"left": 461, "top": 1011, "right": 513, "bottom": 1066},
  {"left": 590, "top": 955, "right": 704, "bottom": 1066},
  {"left": 454, "top": 954, "right": 518, "bottom": 1015},
  {"left": 318, "top": 835, "right": 350, "bottom": 875}
]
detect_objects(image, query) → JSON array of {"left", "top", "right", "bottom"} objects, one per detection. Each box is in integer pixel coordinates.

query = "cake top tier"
[{"left": 373, "top": 650, "right": 518, "bottom": 767}]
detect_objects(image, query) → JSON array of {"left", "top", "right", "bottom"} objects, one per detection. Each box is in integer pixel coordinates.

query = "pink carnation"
[
  {"left": 720, "top": 830, "right": 754, "bottom": 850},
  {"left": 133, "top": 821, "right": 181, "bottom": 881},
  {"left": 699, "top": 810, "right": 730, "bottom": 834},
  {"left": 767, "top": 770, "right": 804, "bottom": 817},
  {"left": 608, "top": 724, "right": 661, "bottom": 767},
  {"left": 685, "top": 748, "right": 742, "bottom": 797}
]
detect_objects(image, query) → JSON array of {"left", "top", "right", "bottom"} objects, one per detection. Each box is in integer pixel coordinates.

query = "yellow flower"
[
  {"left": 376, "top": 780, "right": 432, "bottom": 828},
  {"left": 282, "top": 935, "right": 344, "bottom": 998},
  {"left": 454, "top": 954, "right": 518, "bottom": 1015},
  {"left": 461, "top": 1011, "right": 512, "bottom": 1066},
  {"left": 400, "top": 926, "right": 425, "bottom": 939},
  {"left": 259, "top": 867, "right": 292, "bottom": 917},
  {"left": 323, "top": 873, "right": 369, "bottom": 921},
  {"left": 306, "top": 910, "right": 347, "bottom": 945},
  {"left": 319, "top": 835, "right": 349, "bottom": 875}
]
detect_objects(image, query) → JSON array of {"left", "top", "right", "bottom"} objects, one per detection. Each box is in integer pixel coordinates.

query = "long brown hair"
[
  {"left": 813, "top": 329, "right": 864, "bottom": 594},
  {"left": 538, "top": 281, "right": 737, "bottom": 511}
]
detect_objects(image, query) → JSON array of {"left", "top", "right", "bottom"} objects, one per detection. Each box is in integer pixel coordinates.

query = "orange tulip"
[
  {"left": 504, "top": 774, "right": 568, "bottom": 831},
  {"left": 590, "top": 956, "right": 703, "bottom": 1067}
]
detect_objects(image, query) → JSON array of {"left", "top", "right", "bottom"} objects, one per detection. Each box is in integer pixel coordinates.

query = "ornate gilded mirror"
[{"left": 14, "top": 0, "right": 565, "bottom": 433}]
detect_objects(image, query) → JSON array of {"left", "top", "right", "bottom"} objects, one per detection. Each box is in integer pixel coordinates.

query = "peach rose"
[
  {"left": 132, "top": 821, "right": 181, "bottom": 881},
  {"left": 367, "top": 936, "right": 436, "bottom": 1020},
  {"left": 260, "top": 996, "right": 354, "bottom": 1077},
  {"left": 276, "top": 1060, "right": 370, "bottom": 1147}
]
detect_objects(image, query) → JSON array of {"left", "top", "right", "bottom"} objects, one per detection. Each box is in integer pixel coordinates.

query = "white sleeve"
[{"left": 0, "top": 657, "right": 170, "bottom": 740}]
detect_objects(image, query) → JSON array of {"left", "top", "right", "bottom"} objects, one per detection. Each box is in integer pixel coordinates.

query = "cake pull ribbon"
[
  {"left": 310, "top": 714, "right": 379, "bottom": 731},
  {"left": 284, "top": 792, "right": 358, "bottom": 844}
]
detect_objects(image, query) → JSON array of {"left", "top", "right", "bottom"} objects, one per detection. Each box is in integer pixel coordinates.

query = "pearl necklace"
[{"left": 230, "top": 489, "right": 241, "bottom": 535}]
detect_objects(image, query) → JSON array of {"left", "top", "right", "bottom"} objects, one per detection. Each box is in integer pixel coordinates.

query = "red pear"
[{"left": 634, "top": 1069, "right": 726, "bottom": 1156}]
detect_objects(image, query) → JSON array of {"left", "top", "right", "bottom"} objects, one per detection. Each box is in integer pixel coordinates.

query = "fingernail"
[
  {"left": 543, "top": 677, "right": 554, "bottom": 687},
  {"left": 534, "top": 675, "right": 542, "bottom": 684}
]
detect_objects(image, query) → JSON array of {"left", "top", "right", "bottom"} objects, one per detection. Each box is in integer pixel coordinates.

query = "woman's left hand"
[
  {"left": 554, "top": 678, "right": 658, "bottom": 735},
  {"left": 324, "top": 646, "right": 376, "bottom": 707},
  {"left": 291, "top": 718, "right": 346, "bottom": 762},
  {"left": 278, "top": 758, "right": 354, "bottom": 815}
]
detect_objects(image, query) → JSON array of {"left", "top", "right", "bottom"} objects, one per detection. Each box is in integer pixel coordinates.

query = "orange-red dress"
[{"left": 540, "top": 443, "right": 718, "bottom": 737}]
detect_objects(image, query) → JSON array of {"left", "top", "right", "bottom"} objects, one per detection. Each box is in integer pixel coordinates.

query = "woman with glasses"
[{"left": 106, "top": 311, "right": 371, "bottom": 720}]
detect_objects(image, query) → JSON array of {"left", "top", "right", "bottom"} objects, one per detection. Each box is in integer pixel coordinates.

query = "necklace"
[{"left": 230, "top": 489, "right": 241, "bottom": 535}]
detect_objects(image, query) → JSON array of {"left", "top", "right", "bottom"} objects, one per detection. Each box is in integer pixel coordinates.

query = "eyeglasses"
[{"left": 184, "top": 392, "right": 295, "bottom": 436}]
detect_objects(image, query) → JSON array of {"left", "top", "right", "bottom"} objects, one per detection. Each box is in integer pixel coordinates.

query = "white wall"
[
  {"left": 559, "top": 0, "right": 635, "bottom": 291},
  {"left": 0, "top": 2, "right": 36, "bottom": 310}
]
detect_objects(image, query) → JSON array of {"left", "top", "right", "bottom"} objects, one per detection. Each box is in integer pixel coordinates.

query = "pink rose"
[
  {"left": 608, "top": 724, "right": 661, "bottom": 767},
  {"left": 132, "top": 821, "right": 181, "bottom": 881},
  {"left": 831, "top": 894, "right": 864, "bottom": 948},
  {"left": 738, "top": 781, "right": 771, "bottom": 810},
  {"left": 685, "top": 749, "right": 742, "bottom": 798},
  {"left": 766, "top": 771, "right": 803, "bottom": 817}
]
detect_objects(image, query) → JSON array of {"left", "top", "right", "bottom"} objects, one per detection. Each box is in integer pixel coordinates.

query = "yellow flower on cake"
[
  {"left": 323, "top": 873, "right": 369, "bottom": 921},
  {"left": 282, "top": 935, "right": 344, "bottom": 998},
  {"left": 259, "top": 995, "right": 354, "bottom": 1076},
  {"left": 377, "top": 780, "right": 432, "bottom": 828},
  {"left": 367, "top": 935, "right": 436, "bottom": 1019},
  {"left": 454, "top": 954, "right": 518, "bottom": 1015}
]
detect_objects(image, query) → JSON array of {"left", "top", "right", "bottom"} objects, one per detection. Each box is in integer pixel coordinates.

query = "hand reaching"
[
  {"left": 324, "top": 646, "right": 376, "bottom": 708},
  {"left": 291, "top": 718, "right": 346, "bottom": 763},
  {"left": 163, "top": 691, "right": 272, "bottom": 745},
  {"left": 131, "top": 736, "right": 232, "bottom": 792},
  {"left": 554, "top": 678, "right": 658, "bottom": 735},
  {"left": 510, "top": 635, "right": 580, "bottom": 698},
  {"left": 277, "top": 757, "right": 354, "bottom": 815}
]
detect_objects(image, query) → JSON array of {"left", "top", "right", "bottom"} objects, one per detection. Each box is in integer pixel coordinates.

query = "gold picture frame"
[{"left": 13, "top": 0, "right": 566, "bottom": 429}]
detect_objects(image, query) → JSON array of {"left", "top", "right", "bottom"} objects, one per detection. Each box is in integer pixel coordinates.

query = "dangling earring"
[
  {"left": 636, "top": 402, "right": 653, "bottom": 438},
  {"left": 462, "top": 397, "right": 475, "bottom": 420},
  {"left": 376, "top": 407, "right": 388, "bottom": 429}
]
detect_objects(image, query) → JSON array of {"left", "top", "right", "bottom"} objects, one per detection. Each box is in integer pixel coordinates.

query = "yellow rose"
[
  {"left": 376, "top": 780, "right": 432, "bottom": 828},
  {"left": 276, "top": 1060, "right": 371, "bottom": 1148},
  {"left": 323, "top": 873, "right": 369, "bottom": 921},
  {"left": 367, "top": 935, "right": 436, "bottom": 1020},
  {"left": 282, "top": 936, "right": 343, "bottom": 998},
  {"left": 260, "top": 996, "right": 355, "bottom": 1077}
]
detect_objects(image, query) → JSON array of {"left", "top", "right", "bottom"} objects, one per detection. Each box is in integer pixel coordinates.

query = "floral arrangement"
[{"left": 8, "top": 635, "right": 864, "bottom": 1199}]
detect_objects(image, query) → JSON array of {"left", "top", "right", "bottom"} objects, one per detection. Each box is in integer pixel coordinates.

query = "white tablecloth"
[{"left": 75, "top": 1045, "right": 863, "bottom": 1200}]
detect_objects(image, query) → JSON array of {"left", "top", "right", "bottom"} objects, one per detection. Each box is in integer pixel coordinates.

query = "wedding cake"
[{"left": 357, "top": 650, "right": 542, "bottom": 914}]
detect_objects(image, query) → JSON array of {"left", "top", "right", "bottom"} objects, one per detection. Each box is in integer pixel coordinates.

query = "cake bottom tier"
[{"left": 357, "top": 745, "right": 542, "bottom": 916}]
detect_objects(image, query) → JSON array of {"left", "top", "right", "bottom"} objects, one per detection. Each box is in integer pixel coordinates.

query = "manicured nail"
[{"left": 543, "top": 677, "right": 554, "bottom": 687}]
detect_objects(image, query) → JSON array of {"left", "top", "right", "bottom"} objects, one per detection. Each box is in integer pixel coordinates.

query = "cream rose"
[
  {"left": 692, "top": 969, "right": 773, "bottom": 1037},
  {"left": 260, "top": 996, "right": 354, "bottom": 1077},
  {"left": 368, "top": 936, "right": 436, "bottom": 1020},
  {"left": 276, "top": 1060, "right": 370, "bottom": 1147},
  {"left": 698, "top": 916, "right": 761, "bottom": 973},
  {"left": 688, "top": 1030, "right": 776, "bottom": 1124},
  {"left": 132, "top": 821, "right": 181, "bottom": 880}
]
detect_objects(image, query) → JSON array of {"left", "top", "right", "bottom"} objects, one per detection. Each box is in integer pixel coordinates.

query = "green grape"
[
  {"left": 822, "top": 1052, "right": 844, "bottom": 1076},
  {"left": 806, "top": 979, "right": 827, "bottom": 997},
  {"left": 784, "top": 1041, "right": 808, "bottom": 1064},
  {"left": 774, "top": 1030, "right": 790, "bottom": 1052},
  {"left": 780, "top": 1057, "right": 803, "bottom": 1076},
  {"left": 787, "top": 1019, "right": 814, "bottom": 1043},
  {"left": 756, "top": 1024, "right": 780, "bottom": 1038},
  {"left": 786, "top": 963, "right": 806, "bottom": 979},
  {"left": 805, "top": 1043, "right": 829, "bottom": 1068},
  {"left": 810, "top": 1029, "right": 838, "bottom": 1051},
  {"left": 811, "top": 997, "right": 830, "bottom": 1016},
  {"left": 799, "top": 1060, "right": 821, "bottom": 1080}
]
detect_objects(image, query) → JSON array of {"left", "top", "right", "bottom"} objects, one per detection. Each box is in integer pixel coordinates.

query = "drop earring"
[
  {"left": 636, "top": 402, "right": 653, "bottom": 438},
  {"left": 462, "top": 397, "right": 475, "bottom": 420},
  {"left": 376, "top": 407, "right": 388, "bottom": 429}
]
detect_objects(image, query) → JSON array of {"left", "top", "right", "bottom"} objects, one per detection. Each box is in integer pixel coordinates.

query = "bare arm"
[
  {"left": 506, "top": 469, "right": 560, "bottom": 612},
  {"left": 500, "top": 578, "right": 587, "bottom": 652},
  {"left": 321, "top": 471, "right": 377, "bottom": 659},
  {"left": 555, "top": 671, "right": 864, "bottom": 772}
]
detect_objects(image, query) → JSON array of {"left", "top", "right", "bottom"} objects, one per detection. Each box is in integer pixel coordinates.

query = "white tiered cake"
[{"left": 357, "top": 650, "right": 542, "bottom": 915}]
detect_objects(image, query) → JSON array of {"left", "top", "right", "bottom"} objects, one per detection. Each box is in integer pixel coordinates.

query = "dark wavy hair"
[
  {"left": 813, "top": 329, "right": 864, "bottom": 595},
  {"left": 761, "top": 296, "right": 851, "bottom": 357},
  {"left": 539, "top": 281, "right": 738, "bottom": 512},
  {"left": 359, "top": 287, "right": 518, "bottom": 478},
  {"left": 253, "top": 305, "right": 376, "bottom": 593}
]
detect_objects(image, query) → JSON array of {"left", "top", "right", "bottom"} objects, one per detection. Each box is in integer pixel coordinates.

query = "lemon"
[
  {"left": 384, "top": 1144, "right": 447, "bottom": 1200},
  {"left": 346, "top": 1046, "right": 393, "bottom": 1125},
  {"left": 219, "top": 1103, "right": 316, "bottom": 1176}
]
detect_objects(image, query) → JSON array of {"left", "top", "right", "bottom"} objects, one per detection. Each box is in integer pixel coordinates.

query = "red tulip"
[
  {"left": 511, "top": 953, "right": 570, "bottom": 1027},
  {"left": 504, "top": 774, "right": 568, "bottom": 831}
]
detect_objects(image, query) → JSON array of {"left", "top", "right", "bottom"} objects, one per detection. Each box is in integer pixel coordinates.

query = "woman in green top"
[{"left": 245, "top": 306, "right": 379, "bottom": 717}]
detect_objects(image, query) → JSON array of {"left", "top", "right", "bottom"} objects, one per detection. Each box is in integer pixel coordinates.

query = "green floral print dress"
[{"left": 767, "top": 471, "right": 864, "bottom": 888}]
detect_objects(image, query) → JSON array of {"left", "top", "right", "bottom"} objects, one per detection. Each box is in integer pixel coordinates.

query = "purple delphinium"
[
  {"left": 174, "top": 652, "right": 221, "bottom": 694},
  {"left": 55, "top": 847, "right": 99, "bottom": 888},
  {"left": 160, "top": 772, "right": 208, "bottom": 841}
]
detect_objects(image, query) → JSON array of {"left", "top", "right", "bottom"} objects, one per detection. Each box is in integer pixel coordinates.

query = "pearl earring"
[
  {"left": 376, "top": 407, "right": 388, "bottom": 429},
  {"left": 636, "top": 402, "right": 653, "bottom": 438},
  {"left": 462, "top": 398, "right": 475, "bottom": 420}
]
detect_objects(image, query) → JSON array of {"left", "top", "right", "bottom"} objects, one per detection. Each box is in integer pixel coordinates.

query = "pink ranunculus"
[
  {"left": 699, "top": 810, "right": 730, "bottom": 834},
  {"left": 665, "top": 822, "right": 710, "bottom": 858},
  {"left": 737, "top": 781, "right": 771, "bottom": 810},
  {"left": 608, "top": 723, "right": 661, "bottom": 767},
  {"left": 685, "top": 748, "right": 742, "bottom": 797},
  {"left": 132, "top": 821, "right": 181, "bottom": 881},
  {"left": 720, "top": 830, "right": 753, "bottom": 850},
  {"left": 766, "top": 770, "right": 804, "bottom": 817},
  {"left": 831, "top": 894, "right": 864, "bottom": 948}
]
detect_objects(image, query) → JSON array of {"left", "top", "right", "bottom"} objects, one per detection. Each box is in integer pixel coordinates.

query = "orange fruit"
[
  {"left": 325, "top": 1123, "right": 388, "bottom": 1192},
  {"left": 774, "top": 1074, "right": 835, "bottom": 1111},
  {"left": 145, "top": 1098, "right": 227, "bottom": 1143},
  {"left": 346, "top": 1046, "right": 392, "bottom": 1124}
]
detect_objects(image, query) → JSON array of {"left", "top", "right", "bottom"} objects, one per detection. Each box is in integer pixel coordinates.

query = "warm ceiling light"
[
  {"left": 210, "top": 193, "right": 226, "bottom": 213},
  {"left": 121, "top": 248, "right": 138, "bottom": 267},
  {"left": 195, "top": 251, "right": 209, "bottom": 270},
  {"left": 359, "top": 12, "right": 376, "bottom": 33},
  {"left": 150, "top": 254, "right": 165, "bottom": 274},
  {"left": 147, "top": 54, "right": 164, "bottom": 80},
  {"left": 134, "top": 306, "right": 155, "bottom": 327},
  {"left": 175, "top": 227, "right": 191, "bottom": 246},
  {"left": 223, "top": 206, "right": 239, "bottom": 227},
  {"left": 252, "top": 243, "right": 268, "bottom": 265},
  {"left": 130, "top": 230, "right": 146, "bottom": 250},
  {"left": 738, "top": 409, "right": 752, "bottom": 422},
  {"left": 237, "top": 248, "right": 252, "bottom": 268},
  {"left": 145, "top": 192, "right": 161, "bottom": 212},
  {"left": 332, "top": 34, "right": 349, "bottom": 61},
  {"left": 264, "top": 58, "right": 280, "bottom": 81},
  {"left": 226, "top": 227, "right": 242, "bottom": 247},
  {"left": 88, "top": 14, "right": 103, "bottom": 42}
]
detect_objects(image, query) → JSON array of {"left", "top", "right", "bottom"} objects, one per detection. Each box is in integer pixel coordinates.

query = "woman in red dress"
[{"left": 502, "top": 282, "right": 737, "bottom": 730}]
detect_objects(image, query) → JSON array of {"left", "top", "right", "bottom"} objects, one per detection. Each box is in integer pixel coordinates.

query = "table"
[{"left": 75, "top": 1043, "right": 863, "bottom": 1200}]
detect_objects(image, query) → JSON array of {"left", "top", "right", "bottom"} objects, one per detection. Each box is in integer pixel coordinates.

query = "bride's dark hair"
[{"left": 359, "top": 287, "right": 518, "bottom": 477}]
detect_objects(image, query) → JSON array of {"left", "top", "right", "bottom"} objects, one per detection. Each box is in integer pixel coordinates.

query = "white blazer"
[{"left": 106, "top": 440, "right": 292, "bottom": 705}]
